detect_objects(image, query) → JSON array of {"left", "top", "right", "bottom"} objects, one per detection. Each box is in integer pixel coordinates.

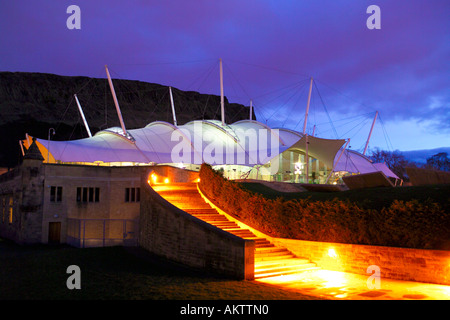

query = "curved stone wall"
[{"left": 138, "top": 170, "right": 254, "bottom": 280}]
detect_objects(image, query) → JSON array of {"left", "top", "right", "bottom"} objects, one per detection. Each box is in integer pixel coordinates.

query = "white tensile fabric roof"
[
  {"left": 373, "top": 162, "right": 400, "bottom": 179},
  {"left": 25, "top": 119, "right": 397, "bottom": 180},
  {"left": 284, "top": 133, "right": 347, "bottom": 169},
  {"left": 334, "top": 149, "right": 400, "bottom": 179},
  {"left": 29, "top": 120, "right": 311, "bottom": 166}
]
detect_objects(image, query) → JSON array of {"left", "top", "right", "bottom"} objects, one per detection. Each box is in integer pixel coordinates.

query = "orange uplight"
[
  {"left": 147, "top": 173, "right": 158, "bottom": 185},
  {"left": 196, "top": 178, "right": 201, "bottom": 183},
  {"left": 164, "top": 178, "right": 170, "bottom": 184},
  {"left": 328, "top": 248, "right": 338, "bottom": 259}
]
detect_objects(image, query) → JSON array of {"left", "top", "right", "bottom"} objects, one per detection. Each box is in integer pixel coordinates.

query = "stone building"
[{"left": 0, "top": 138, "right": 197, "bottom": 246}]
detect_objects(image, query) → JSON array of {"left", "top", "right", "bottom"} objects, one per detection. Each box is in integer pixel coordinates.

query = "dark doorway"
[{"left": 48, "top": 222, "right": 61, "bottom": 244}]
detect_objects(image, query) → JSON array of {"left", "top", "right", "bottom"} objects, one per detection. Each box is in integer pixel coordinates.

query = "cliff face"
[{"left": 0, "top": 72, "right": 253, "bottom": 167}]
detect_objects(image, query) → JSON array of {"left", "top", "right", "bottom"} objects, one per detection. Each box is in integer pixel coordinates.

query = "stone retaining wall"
[
  {"left": 198, "top": 186, "right": 450, "bottom": 285},
  {"left": 271, "top": 238, "right": 450, "bottom": 286},
  {"left": 139, "top": 173, "right": 254, "bottom": 280}
]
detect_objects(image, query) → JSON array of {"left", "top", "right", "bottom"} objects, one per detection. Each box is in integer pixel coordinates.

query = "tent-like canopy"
[
  {"left": 23, "top": 120, "right": 313, "bottom": 166},
  {"left": 284, "top": 134, "right": 347, "bottom": 169},
  {"left": 22, "top": 119, "right": 398, "bottom": 182},
  {"left": 333, "top": 149, "right": 400, "bottom": 179}
]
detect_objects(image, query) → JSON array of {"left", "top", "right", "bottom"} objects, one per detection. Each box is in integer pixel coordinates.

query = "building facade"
[{"left": 0, "top": 138, "right": 198, "bottom": 246}]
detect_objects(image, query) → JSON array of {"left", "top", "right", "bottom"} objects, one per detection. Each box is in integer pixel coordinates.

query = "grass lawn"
[
  {"left": 0, "top": 238, "right": 320, "bottom": 300},
  {"left": 239, "top": 182, "right": 450, "bottom": 211}
]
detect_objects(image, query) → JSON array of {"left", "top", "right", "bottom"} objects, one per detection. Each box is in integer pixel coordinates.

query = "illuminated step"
[
  {"left": 152, "top": 185, "right": 198, "bottom": 192},
  {"left": 190, "top": 214, "right": 228, "bottom": 219},
  {"left": 255, "top": 262, "right": 318, "bottom": 273},
  {"left": 184, "top": 209, "right": 219, "bottom": 214},
  {"left": 254, "top": 242, "right": 274, "bottom": 248},
  {"left": 243, "top": 237, "right": 274, "bottom": 247},
  {"left": 160, "top": 189, "right": 202, "bottom": 194},
  {"left": 254, "top": 253, "right": 296, "bottom": 261},
  {"left": 255, "top": 247, "right": 291, "bottom": 254},
  {"left": 254, "top": 264, "right": 320, "bottom": 279},
  {"left": 228, "top": 232, "right": 256, "bottom": 238},
  {"left": 156, "top": 189, "right": 199, "bottom": 195},
  {"left": 192, "top": 214, "right": 228, "bottom": 220},
  {"left": 152, "top": 182, "right": 321, "bottom": 279},
  {"left": 192, "top": 217, "right": 227, "bottom": 221},
  {"left": 171, "top": 204, "right": 212, "bottom": 209},
  {"left": 194, "top": 219, "right": 231, "bottom": 224},
  {"left": 167, "top": 198, "right": 208, "bottom": 203},
  {"left": 208, "top": 223, "right": 241, "bottom": 229},
  {"left": 245, "top": 237, "right": 270, "bottom": 242},
  {"left": 255, "top": 258, "right": 312, "bottom": 268},
  {"left": 224, "top": 227, "right": 253, "bottom": 233},
  {"left": 161, "top": 192, "right": 197, "bottom": 197},
  {"left": 254, "top": 249, "right": 293, "bottom": 256},
  {"left": 224, "top": 228, "right": 255, "bottom": 234},
  {"left": 218, "top": 225, "right": 245, "bottom": 230}
]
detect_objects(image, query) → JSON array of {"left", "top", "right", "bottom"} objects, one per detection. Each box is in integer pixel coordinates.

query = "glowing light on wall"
[
  {"left": 147, "top": 173, "right": 159, "bottom": 185},
  {"left": 147, "top": 172, "right": 171, "bottom": 185},
  {"left": 328, "top": 248, "right": 338, "bottom": 259}
]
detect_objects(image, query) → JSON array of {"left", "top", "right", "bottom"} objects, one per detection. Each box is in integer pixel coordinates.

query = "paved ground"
[{"left": 256, "top": 269, "right": 450, "bottom": 300}]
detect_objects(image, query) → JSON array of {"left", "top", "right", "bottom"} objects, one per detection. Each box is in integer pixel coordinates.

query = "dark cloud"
[{"left": 0, "top": 0, "right": 448, "bottom": 150}]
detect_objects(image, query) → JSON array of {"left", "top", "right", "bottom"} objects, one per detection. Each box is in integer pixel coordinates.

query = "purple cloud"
[{"left": 0, "top": 0, "right": 449, "bottom": 151}]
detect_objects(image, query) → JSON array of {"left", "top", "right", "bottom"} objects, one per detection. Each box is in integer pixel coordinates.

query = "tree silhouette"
[
  {"left": 426, "top": 152, "right": 450, "bottom": 172},
  {"left": 369, "top": 148, "right": 416, "bottom": 180}
]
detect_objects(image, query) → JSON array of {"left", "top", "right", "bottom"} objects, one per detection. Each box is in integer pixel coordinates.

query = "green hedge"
[{"left": 199, "top": 163, "right": 450, "bottom": 250}]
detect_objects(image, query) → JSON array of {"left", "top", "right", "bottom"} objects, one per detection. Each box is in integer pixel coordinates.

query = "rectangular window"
[
  {"left": 94, "top": 188, "right": 99, "bottom": 202},
  {"left": 131, "top": 187, "right": 136, "bottom": 202},
  {"left": 50, "top": 186, "right": 62, "bottom": 202},
  {"left": 89, "top": 187, "right": 94, "bottom": 202},
  {"left": 77, "top": 187, "right": 100, "bottom": 203},
  {"left": 82, "top": 187, "right": 88, "bottom": 202},
  {"left": 50, "top": 186, "right": 56, "bottom": 202},
  {"left": 57, "top": 186, "right": 62, "bottom": 202},
  {"left": 125, "top": 187, "right": 140, "bottom": 202}
]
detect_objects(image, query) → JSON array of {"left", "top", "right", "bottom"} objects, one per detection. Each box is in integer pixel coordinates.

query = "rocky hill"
[{"left": 0, "top": 72, "right": 254, "bottom": 168}]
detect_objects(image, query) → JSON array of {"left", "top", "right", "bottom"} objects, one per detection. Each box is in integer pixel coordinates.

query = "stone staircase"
[{"left": 153, "top": 182, "right": 319, "bottom": 279}]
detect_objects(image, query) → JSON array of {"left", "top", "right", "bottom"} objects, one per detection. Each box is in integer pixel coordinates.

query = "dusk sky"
[{"left": 1, "top": 0, "right": 449, "bottom": 153}]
